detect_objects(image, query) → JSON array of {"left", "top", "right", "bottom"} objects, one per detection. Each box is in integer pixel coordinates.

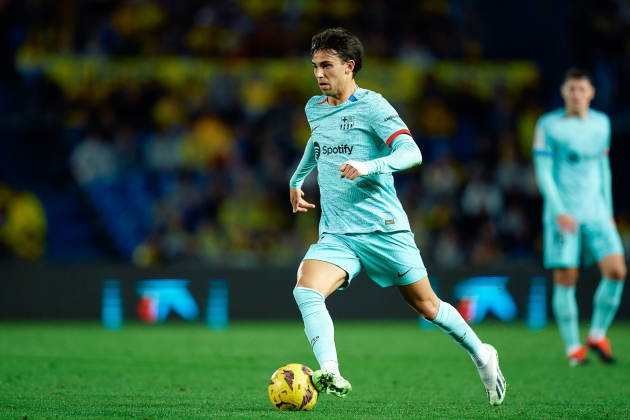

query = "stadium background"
[{"left": 0, "top": 0, "right": 629, "bottom": 322}]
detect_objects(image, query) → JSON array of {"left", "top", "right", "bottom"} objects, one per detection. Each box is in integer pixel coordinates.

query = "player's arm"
[
  {"left": 340, "top": 97, "right": 421, "bottom": 180},
  {"left": 600, "top": 154, "right": 613, "bottom": 214},
  {"left": 601, "top": 118, "right": 614, "bottom": 219},
  {"left": 339, "top": 135, "right": 422, "bottom": 179},
  {"left": 532, "top": 125, "right": 575, "bottom": 232},
  {"left": 289, "top": 137, "right": 317, "bottom": 213}
]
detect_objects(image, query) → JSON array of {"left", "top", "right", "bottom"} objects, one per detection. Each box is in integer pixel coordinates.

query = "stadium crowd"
[{"left": 2, "top": 0, "right": 630, "bottom": 266}]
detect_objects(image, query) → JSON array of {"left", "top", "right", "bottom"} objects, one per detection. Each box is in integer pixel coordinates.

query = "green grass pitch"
[{"left": 1, "top": 321, "right": 629, "bottom": 419}]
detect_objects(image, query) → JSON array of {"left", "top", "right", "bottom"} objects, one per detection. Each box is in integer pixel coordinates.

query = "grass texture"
[{"left": 1, "top": 321, "right": 629, "bottom": 419}]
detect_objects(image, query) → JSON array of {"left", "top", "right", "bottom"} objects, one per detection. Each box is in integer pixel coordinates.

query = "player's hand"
[
  {"left": 557, "top": 214, "right": 577, "bottom": 233},
  {"left": 290, "top": 187, "right": 316, "bottom": 213},
  {"left": 339, "top": 160, "right": 369, "bottom": 180}
]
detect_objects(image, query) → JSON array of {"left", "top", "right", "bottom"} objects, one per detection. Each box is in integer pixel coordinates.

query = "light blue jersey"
[
  {"left": 293, "top": 87, "right": 413, "bottom": 235},
  {"left": 533, "top": 108, "right": 623, "bottom": 268},
  {"left": 533, "top": 108, "right": 612, "bottom": 223}
]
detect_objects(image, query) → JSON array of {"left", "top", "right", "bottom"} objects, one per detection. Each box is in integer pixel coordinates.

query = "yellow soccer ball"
[{"left": 268, "top": 363, "right": 318, "bottom": 411}]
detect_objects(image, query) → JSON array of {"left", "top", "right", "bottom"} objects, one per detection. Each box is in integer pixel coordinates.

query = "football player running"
[{"left": 289, "top": 28, "right": 506, "bottom": 406}]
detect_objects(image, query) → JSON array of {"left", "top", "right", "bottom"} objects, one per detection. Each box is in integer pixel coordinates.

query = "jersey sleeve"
[
  {"left": 604, "top": 114, "right": 612, "bottom": 150},
  {"left": 532, "top": 117, "right": 568, "bottom": 216},
  {"left": 601, "top": 115, "right": 613, "bottom": 215},
  {"left": 363, "top": 134, "right": 422, "bottom": 175},
  {"left": 532, "top": 122, "right": 553, "bottom": 156},
  {"left": 289, "top": 137, "right": 317, "bottom": 188},
  {"left": 369, "top": 96, "right": 412, "bottom": 147}
]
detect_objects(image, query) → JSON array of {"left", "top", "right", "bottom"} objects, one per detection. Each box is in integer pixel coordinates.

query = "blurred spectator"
[
  {"left": 70, "top": 133, "right": 118, "bottom": 185},
  {"left": 143, "top": 129, "right": 182, "bottom": 172},
  {"left": 433, "top": 227, "right": 465, "bottom": 268},
  {"left": 0, "top": 184, "right": 47, "bottom": 260},
  {"left": 4, "top": 0, "right": 630, "bottom": 267},
  {"left": 70, "top": 132, "right": 118, "bottom": 186},
  {"left": 461, "top": 168, "right": 503, "bottom": 219},
  {"left": 470, "top": 218, "right": 502, "bottom": 266}
]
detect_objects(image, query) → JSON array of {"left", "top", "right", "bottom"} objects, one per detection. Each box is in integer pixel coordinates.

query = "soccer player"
[
  {"left": 533, "top": 68, "right": 626, "bottom": 366},
  {"left": 289, "top": 28, "right": 506, "bottom": 406}
]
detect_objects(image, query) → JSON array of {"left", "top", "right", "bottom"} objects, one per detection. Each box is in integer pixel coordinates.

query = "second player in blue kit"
[
  {"left": 289, "top": 28, "right": 506, "bottom": 406},
  {"left": 533, "top": 68, "right": 626, "bottom": 366}
]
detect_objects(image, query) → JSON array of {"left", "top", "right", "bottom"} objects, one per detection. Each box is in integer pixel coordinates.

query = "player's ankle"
[
  {"left": 321, "top": 360, "right": 340, "bottom": 375},
  {"left": 471, "top": 345, "right": 492, "bottom": 368},
  {"left": 566, "top": 344, "right": 582, "bottom": 356},
  {"left": 587, "top": 328, "right": 606, "bottom": 341}
]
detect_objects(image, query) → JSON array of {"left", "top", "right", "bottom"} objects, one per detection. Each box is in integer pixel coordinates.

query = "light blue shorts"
[
  {"left": 543, "top": 218, "right": 625, "bottom": 269},
  {"left": 303, "top": 231, "right": 428, "bottom": 289}
]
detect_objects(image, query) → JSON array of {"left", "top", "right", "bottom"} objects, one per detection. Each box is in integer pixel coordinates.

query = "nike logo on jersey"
[
  {"left": 312, "top": 125, "right": 320, "bottom": 132},
  {"left": 397, "top": 268, "right": 412, "bottom": 278}
]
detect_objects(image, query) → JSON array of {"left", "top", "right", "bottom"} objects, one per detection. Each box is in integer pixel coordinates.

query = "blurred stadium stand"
[{"left": 1, "top": 0, "right": 629, "bottom": 268}]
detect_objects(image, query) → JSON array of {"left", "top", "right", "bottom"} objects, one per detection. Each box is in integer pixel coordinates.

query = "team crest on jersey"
[
  {"left": 314, "top": 141, "right": 321, "bottom": 160},
  {"left": 340, "top": 116, "right": 354, "bottom": 131}
]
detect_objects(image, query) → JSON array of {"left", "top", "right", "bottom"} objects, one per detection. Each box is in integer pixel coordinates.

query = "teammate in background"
[
  {"left": 289, "top": 28, "right": 506, "bottom": 406},
  {"left": 533, "top": 68, "right": 626, "bottom": 366}
]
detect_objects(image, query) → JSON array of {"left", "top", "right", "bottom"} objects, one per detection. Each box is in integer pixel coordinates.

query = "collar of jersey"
[
  {"left": 562, "top": 108, "right": 594, "bottom": 120},
  {"left": 321, "top": 88, "right": 359, "bottom": 106}
]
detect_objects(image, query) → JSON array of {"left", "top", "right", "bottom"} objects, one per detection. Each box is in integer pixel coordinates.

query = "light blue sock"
[
  {"left": 293, "top": 287, "right": 338, "bottom": 369},
  {"left": 431, "top": 301, "right": 488, "bottom": 367},
  {"left": 552, "top": 285, "right": 580, "bottom": 354},
  {"left": 589, "top": 278, "right": 625, "bottom": 339}
]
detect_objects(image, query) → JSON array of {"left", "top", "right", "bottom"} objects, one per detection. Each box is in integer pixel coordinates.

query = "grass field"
[{"left": 1, "top": 321, "right": 629, "bottom": 419}]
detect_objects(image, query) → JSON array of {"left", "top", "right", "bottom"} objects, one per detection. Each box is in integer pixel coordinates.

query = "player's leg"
[
  {"left": 591, "top": 255, "right": 626, "bottom": 344},
  {"left": 359, "top": 232, "right": 492, "bottom": 369},
  {"left": 397, "top": 278, "right": 506, "bottom": 406},
  {"left": 587, "top": 254, "right": 625, "bottom": 363},
  {"left": 584, "top": 219, "right": 626, "bottom": 363},
  {"left": 588, "top": 248, "right": 625, "bottom": 364},
  {"left": 552, "top": 267, "right": 585, "bottom": 365},
  {"left": 294, "top": 259, "right": 347, "bottom": 374},
  {"left": 294, "top": 260, "right": 353, "bottom": 397},
  {"left": 356, "top": 231, "right": 504, "bottom": 405},
  {"left": 544, "top": 221, "right": 585, "bottom": 364},
  {"left": 587, "top": 254, "right": 625, "bottom": 362},
  {"left": 397, "top": 278, "right": 486, "bottom": 358},
  {"left": 297, "top": 259, "right": 348, "bottom": 297},
  {"left": 294, "top": 235, "right": 361, "bottom": 398}
]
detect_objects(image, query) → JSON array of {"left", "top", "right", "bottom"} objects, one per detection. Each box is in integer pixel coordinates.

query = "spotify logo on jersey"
[
  {"left": 325, "top": 144, "right": 354, "bottom": 156},
  {"left": 313, "top": 142, "right": 354, "bottom": 160}
]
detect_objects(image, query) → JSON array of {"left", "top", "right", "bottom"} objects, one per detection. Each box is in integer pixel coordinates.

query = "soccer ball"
[{"left": 268, "top": 363, "right": 318, "bottom": 411}]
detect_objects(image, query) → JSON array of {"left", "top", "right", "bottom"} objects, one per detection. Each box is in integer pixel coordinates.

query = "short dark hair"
[
  {"left": 311, "top": 28, "right": 363, "bottom": 78},
  {"left": 564, "top": 67, "right": 592, "bottom": 84}
]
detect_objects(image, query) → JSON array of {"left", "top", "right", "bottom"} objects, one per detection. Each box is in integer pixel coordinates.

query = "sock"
[
  {"left": 321, "top": 360, "right": 340, "bottom": 375},
  {"left": 431, "top": 300, "right": 490, "bottom": 368},
  {"left": 552, "top": 285, "right": 581, "bottom": 355},
  {"left": 293, "top": 287, "right": 338, "bottom": 370},
  {"left": 589, "top": 278, "right": 624, "bottom": 340}
]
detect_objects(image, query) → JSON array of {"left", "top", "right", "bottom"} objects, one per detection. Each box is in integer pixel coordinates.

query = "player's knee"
[
  {"left": 554, "top": 269, "right": 578, "bottom": 287},
  {"left": 295, "top": 268, "right": 316, "bottom": 290},
  {"left": 417, "top": 299, "right": 439, "bottom": 321},
  {"left": 606, "top": 265, "right": 626, "bottom": 281}
]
